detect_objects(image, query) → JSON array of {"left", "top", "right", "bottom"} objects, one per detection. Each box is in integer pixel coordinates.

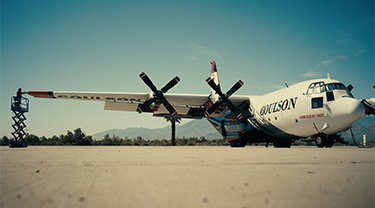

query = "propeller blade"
[
  {"left": 205, "top": 101, "right": 223, "bottom": 116},
  {"left": 226, "top": 100, "right": 243, "bottom": 120},
  {"left": 139, "top": 72, "right": 157, "bottom": 92},
  {"left": 161, "top": 76, "right": 180, "bottom": 93},
  {"left": 161, "top": 97, "right": 177, "bottom": 117},
  {"left": 138, "top": 72, "right": 181, "bottom": 116},
  {"left": 226, "top": 80, "right": 244, "bottom": 97},
  {"left": 206, "top": 77, "right": 224, "bottom": 97},
  {"left": 136, "top": 105, "right": 145, "bottom": 114},
  {"left": 137, "top": 98, "right": 156, "bottom": 113}
]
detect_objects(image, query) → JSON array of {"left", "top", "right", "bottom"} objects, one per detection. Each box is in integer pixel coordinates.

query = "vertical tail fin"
[{"left": 210, "top": 61, "right": 220, "bottom": 94}]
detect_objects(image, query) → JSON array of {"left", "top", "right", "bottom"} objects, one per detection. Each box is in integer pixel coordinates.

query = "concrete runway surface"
[{"left": 1, "top": 146, "right": 374, "bottom": 208}]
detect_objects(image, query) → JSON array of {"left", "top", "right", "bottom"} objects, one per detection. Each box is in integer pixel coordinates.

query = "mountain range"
[
  {"left": 92, "top": 116, "right": 374, "bottom": 142},
  {"left": 92, "top": 118, "right": 221, "bottom": 141},
  {"left": 340, "top": 116, "right": 374, "bottom": 142}
]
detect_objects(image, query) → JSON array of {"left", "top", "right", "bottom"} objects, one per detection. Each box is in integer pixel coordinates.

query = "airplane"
[{"left": 26, "top": 61, "right": 375, "bottom": 148}]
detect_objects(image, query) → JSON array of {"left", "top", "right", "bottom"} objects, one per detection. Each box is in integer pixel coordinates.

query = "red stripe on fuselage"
[{"left": 28, "top": 91, "right": 55, "bottom": 98}]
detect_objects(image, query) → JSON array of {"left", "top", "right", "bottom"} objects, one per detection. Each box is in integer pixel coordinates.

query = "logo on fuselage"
[{"left": 259, "top": 97, "right": 298, "bottom": 116}]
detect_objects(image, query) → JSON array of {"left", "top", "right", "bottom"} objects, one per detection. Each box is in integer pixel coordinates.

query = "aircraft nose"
[{"left": 331, "top": 98, "right": 365, "bottom": 130}]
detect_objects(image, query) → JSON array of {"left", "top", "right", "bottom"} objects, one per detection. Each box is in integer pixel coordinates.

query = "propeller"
[
  {"left": 205, "top": 77, "right": 244, "bottom": 120},
  {"left": 137, "top": 72, "right": 180, "bottom": 117}
]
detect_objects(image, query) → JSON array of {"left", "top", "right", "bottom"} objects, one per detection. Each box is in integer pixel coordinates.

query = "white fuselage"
[{"left": 248, "top": 78, "right": 365, "bottom": 138}]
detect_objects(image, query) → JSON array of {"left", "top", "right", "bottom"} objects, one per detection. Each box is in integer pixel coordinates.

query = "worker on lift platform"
[
  {"left": 15, "top": 88, "right": 25, "bottom": 106},
  {"left": 12, "top": 88, "right": 29, "bottom": 112},
  {"left": 10, "top": 88, "right": 29, "bottom": 147}
]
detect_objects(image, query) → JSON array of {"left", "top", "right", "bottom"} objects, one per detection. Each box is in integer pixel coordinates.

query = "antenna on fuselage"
[
  {"left": 327, "top": 73, "right": 331, "bottom": 79},
  {"left": 285, "top": 83, "right": 289, "bottom": 88}
]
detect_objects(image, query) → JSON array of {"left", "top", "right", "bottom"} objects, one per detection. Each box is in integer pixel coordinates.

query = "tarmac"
[{"left": 0, "top": 146, "right": 374, "bottom": 208}]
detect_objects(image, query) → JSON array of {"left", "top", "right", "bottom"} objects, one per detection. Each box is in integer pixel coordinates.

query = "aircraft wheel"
[
  {"left": 273, "top": 139, "right": 292, "bottom": 148},
  {"left": 315, "top": 134, "right": 326, "bottom": 148},
  {"left": 230, "top": 142, "right": 245, "bottom": 148},
  {"left": 325, "top": 135, "right": 335, "bottom": 148},
  {"left": 230, "top": 138, "right": 247, "bottom": 148}
]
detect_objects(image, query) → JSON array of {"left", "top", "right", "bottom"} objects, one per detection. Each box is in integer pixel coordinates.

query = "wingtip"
[{"left": 28, "top": 91, "right": 56, "bottom": 98}]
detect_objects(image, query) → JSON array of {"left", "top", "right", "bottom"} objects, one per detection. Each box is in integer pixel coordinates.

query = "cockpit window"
[
  {"left": 307, "top": 82, "right": 325, "bottom": 95},
  {"left": 325, "top": 82, "right": 354, "bottom": 98},
  {"left": 326, "top": 83, "right": 346, "bottom": 90}
]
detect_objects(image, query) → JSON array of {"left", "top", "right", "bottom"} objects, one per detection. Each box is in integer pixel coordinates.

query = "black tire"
[
  {"left": 273, "top": 139, "right": 292, "bottom": 148},
  {"left": 315, "top": 134, "right": 326, "bottom": 148},
  {"left": 325, "top": 135, "right": 335, "bottom": 148},
  {"left": 230, "top": 142, "right": 246, "bottom": 148},
  {"left": 230, "top": 138, "right": 247, "bottom": 148}
]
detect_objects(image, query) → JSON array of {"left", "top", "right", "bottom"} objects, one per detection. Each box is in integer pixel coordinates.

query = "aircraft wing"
[
  {"left": 27, "top": 91, "right": 209, "bottom": 104},
  {"left": 27, "top": 91, "right": 211, "bottom": 118},
  {"left": 27, "top": 91, "right": 251, "bottom": 118},
  {"left": 27, "top": 91, "right": 149, "bottom": 102}
]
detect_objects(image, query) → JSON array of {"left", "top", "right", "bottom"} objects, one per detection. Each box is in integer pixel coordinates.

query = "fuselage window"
[
  {"left": 312, "top": 97, "right": 323, "bottom": 109},
  {"left": 326, "top": 91, "right": 334, "bottom": 101}
]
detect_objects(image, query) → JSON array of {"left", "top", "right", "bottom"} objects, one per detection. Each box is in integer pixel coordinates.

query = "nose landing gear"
[{"left": 314, "top": 133, "right": 334, "bottom": 148}]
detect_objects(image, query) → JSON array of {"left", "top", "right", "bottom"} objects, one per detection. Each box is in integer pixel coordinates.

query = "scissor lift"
[{"left": 10, "top": 96, "right": 29, "bottom": 148}]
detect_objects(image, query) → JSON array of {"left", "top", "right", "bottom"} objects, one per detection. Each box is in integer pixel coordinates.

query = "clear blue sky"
[{"left": 1, "top": 0, "right": 374, "bottom": 138}]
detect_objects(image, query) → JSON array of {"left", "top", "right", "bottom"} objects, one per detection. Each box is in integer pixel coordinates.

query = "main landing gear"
[
  {"left": 230, "top": 139, "right": 247, "bottom": 148},
  {"left": 229, "top": 133, "right": 249, "bottom": 148},
  {"left": 273, "top": 139, "right": 292, "bottom": 148},
  {"left": 314, "top": 133, "right": 334, "bottom": 148}
]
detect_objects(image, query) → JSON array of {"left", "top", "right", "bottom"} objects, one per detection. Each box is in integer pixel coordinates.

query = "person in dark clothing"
[
  {"left": 17, "top": 88, "right": 22, "bottom": 98},
  {"left": 15, "top": 88, "right": 24, "bottom": 107}
]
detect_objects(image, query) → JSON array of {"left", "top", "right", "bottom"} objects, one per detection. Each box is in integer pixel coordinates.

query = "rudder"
[{"left": 210, "top": 61, "right": 220, "bottom": 93}]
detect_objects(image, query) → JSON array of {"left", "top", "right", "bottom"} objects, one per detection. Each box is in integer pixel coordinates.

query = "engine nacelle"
[
  {"left": 214, "top": 103, "right": 226, "bottom": 114},
  {"left": 150, "top": 100, "right": 161, "bottom": 111}
]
